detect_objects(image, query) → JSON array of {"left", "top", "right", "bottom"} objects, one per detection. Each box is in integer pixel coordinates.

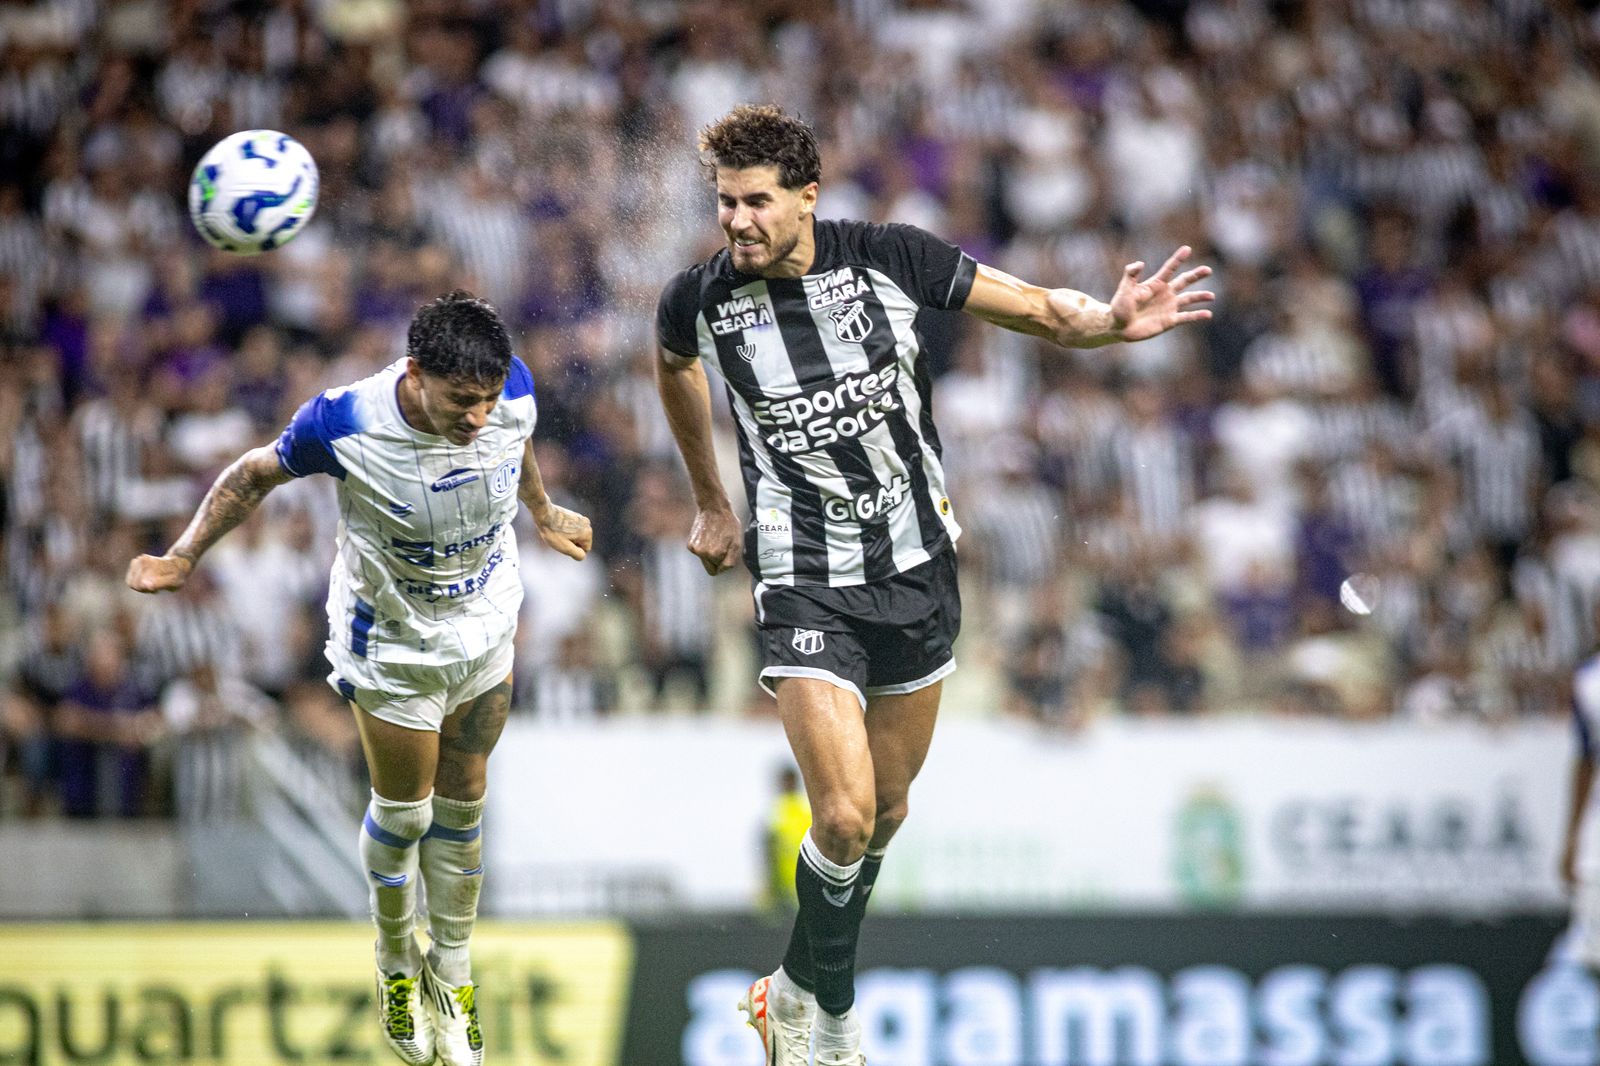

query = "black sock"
[
  {"left": 780, "top": 910, "right": 815, "bottom": 992},
  {"left": 843, "top": 846, "right": 885, "bottom": 954},
  {"left": 857, "top": 847, "right": 886, "bottom": 902},
  {"left": 783, "top": 845, "right": 886, "bottom": 995},
  {"left": 792, "top": 832, "right": 864, "bottom": 1016}
]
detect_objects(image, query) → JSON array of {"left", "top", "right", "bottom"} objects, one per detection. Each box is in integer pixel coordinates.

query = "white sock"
[
  {"left": 814, "top": 1005, "right": 861, "bottom": 1064},
  {"left": 360, "top": 791, "right": 433, "bottom": 976},
  {"left": 421, "top": 793, "right": 485, "bottom": 986},
  {"left": 771, "top": 965, "right": 816, "bottom": 1021}
]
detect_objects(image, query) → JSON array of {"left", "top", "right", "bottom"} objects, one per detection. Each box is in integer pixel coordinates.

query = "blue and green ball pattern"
[{"left": 188, "top": 130, "right": 319, "bottom": 255}]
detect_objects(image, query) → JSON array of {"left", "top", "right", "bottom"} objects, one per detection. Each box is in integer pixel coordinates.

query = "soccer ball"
[{"left": 188, "top": 130, "right": 319, "bottom": 255}]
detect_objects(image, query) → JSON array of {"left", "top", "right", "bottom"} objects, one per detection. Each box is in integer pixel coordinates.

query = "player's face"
[
  {"left": 417, "top": 369, "right": 503, "bottom": 446},
  {"left": 716, "top": 165, "right": 817, "bottom": 277}
]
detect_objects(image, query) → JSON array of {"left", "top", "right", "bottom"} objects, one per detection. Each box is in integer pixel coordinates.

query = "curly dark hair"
[
  {"left": 406, "top": 289, "right": 512, "bottom": 385},
  {"left": 698, "top": 104, "right": 821, "bottom": 190}
]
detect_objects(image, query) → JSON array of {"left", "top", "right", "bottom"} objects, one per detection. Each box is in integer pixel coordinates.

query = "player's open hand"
[
  {"left": 688, "top": 505, "right": 741, "bottom": 576},
  {"left": 126, "top": 554, "right": 192, "bottom": 594},
  {"left": 1110, "top": 245, "right": 1215, "bottom": 342},
  {"left": 534, "top": 503, "right": 592, "bottom": 561}
]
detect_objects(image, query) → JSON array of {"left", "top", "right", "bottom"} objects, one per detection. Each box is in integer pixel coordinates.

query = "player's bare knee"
[{"left": 812, "top": 798, "right": 874, "bottom": 858}]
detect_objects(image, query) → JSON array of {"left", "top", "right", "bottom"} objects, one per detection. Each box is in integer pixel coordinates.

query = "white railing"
[{"left": 236, "top": 731, "right": 367, "bottom": 917}]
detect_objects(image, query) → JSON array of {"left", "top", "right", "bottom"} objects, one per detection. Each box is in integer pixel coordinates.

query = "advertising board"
[
  {"left": 0, "top": 922, "right": 631, "bottom": 1066},
  {"left": 489, "top": 719, "right": 1566, "bottom": 912},
  {"left": 623, "top": 913, "right": 1581, "bottom": 1066}
]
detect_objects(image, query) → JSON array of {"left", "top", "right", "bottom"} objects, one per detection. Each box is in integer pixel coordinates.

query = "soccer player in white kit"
[
  {"left": 1562, "top": 649, "right": 1600, "bottom": 970},
  {"left": 127, "top": 291, "right": 592, "bottom": 1066}
]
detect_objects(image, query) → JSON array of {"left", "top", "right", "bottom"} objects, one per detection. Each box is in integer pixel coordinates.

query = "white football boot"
[
  {"left": 739, "top": 971, "right": 815, "bottom": 1066},
  {"left": 423, "top": 960, "right": 485, "bottom": 1066},
  {"left": 374, "top": 969, "right": 436, "bottom": 1066}
]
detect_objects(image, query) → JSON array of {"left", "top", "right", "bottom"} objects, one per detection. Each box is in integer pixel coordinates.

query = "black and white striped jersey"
[{"left": 657, "top": 218, "right": 976, "bottom": 588}]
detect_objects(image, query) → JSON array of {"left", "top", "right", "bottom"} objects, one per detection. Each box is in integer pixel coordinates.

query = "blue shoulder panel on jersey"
[
  {"left": 502, "top": 355, "right": 535, "bottom": 401},
  {"left": 275, "top": 390, "right": 363, "bottom": 480}
]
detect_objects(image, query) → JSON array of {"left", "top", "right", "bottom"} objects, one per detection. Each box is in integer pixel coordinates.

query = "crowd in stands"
[{"left": 2, "top": 0, "right": 1598, "bottom": 818}]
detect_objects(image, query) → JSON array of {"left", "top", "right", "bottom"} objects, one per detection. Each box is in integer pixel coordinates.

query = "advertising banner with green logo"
[{"left": 490, "top": 719, "right": 1565, "bottom": 912}]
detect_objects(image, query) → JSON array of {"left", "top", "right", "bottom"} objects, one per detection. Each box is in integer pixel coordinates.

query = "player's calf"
[
  {"left": 421, "top": 793, "right": 486, "bottom": 1066},
  {"left": 360, "top": 791, "right": 433, "bottom": 974},
  {"left": 360, "top": 791, "right": 436, "bottom": 1065}
]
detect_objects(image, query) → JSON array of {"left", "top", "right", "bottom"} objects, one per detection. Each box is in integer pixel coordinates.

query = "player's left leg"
[
  {"left": 772, "top": 676, "right": 875, "bottom": 1066},
  {"left": 772, "top": 679, "right": 943, "bottom": 1030},
  {"left": 349, "top": 703, "right": 442, "bottom": 1066},
  {"left": 421, "top": 660, "right": 513, "bottom": 1066},
  {"left": 801, "top": 549, "right": 959, "bottom": 1062},
  {"left": 862, "top": 676, "right": 942, "bottom": 889}
]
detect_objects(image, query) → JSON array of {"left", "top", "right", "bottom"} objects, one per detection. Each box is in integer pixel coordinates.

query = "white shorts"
[{"left": 328, "top": 634, "right": 516, "bottom": 733}]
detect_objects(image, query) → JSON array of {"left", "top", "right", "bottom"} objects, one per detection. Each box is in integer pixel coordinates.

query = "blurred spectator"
[
  {"left": 1295, "top": 464, "right": 1362, "bottom": 611},
  {"left": 160, "top": 660, "right": 273, "bottom": 821},
  {"left": 521, "top": 631, "right": 615, "bottom": 723},
  {"left": 54, "top": 628, "right": 163, "bottom": 818},
  {"left": 625, "top": 466, "right": 714, "bottom": 711},
  {"left": 134, "top": 565, "right": 242, "bottom": 689},
  {"left": 2, "top": 601, "right": 78, "bottom": 816},
  {"left": 763, "top": 764, "right": 810, "bottom": 913},
  {"left": 967, "top": 437, "right": 1061, "bottom": 640},
  {"left": 1096, "top": 564, "right": 1176, "bottom": 707},
  {"left": 206, "top": 507, "right": 326, "bottom": 697}
]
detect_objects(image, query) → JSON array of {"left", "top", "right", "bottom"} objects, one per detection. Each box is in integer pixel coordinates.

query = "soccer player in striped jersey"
[
  {"left": 126, "top": 290, "right": 592, "bottom": 1066},
  {"left": 655, "top": 105, "right": 1213, "bottom": 1066}
]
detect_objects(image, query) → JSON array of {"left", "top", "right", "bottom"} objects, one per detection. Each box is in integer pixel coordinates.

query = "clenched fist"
[
  {"left": 126, "top": 554, "right": 192, "bottom": 594},
  {"left": 532, "top": 501, "right": 594, "bottom": 561},
  {"left": 688, "top": 506, "right": 741, "bottom": 575}
]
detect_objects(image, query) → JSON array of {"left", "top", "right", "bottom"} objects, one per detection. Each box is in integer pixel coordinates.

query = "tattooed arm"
[
  {"left": 126, "top": 445, "right": 294, "bottom": 593},
  {"left": 518, "top": 436, "right": 592, "bottom": 561}
]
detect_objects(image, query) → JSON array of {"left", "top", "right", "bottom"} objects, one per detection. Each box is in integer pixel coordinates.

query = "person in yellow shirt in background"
[{"left": 765, "top": 765, "right": 811, "bottom": 912}]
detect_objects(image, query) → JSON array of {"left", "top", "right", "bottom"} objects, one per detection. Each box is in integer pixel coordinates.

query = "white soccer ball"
[{"left": 188, "top": 130, "right": 319, "bottom": 255}]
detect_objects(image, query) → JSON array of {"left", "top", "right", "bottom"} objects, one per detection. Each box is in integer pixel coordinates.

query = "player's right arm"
[
  {"left": 656, "top": 347, "right": 740, "bottom": 576},
  {"left": 128, "top": 386, "right": 351, "bottom": 594},
  {"left": 126, "top": 444, "right": 292, "bottom": 593},
  {"left": 654, "top": 268, "right": 740, "bottom": 576}
]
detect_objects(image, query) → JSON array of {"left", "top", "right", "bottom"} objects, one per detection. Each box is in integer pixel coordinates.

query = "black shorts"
[{"left": 755, "top": 549, "right": 961, "bottom": 708}]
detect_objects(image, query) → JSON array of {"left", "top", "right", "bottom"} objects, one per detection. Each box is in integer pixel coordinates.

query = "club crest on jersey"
[
  {"left": 829, "top": 301, "right": 872, "bottom": 344},
  {"left": 387, "top": 500, "right": 414, "bottom": 517},
  {"left": 792, "top": 629, "right": 825, "bottom": 655},
  {"left": 736, "top": 342, "right": 758, "bottom": 362},
  {"left": 490, "top": 457, "right": 520, "bottom": 498},
  {"left": 429, "top": 467, "right": 480, "bottom": 493}
]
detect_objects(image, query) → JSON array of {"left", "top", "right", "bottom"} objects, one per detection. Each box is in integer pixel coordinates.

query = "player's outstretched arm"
[
  {"left": 964, "top": 245, "right": 1214, "bottom": 349},
  {"left": 518, "top": 437, "right": 591, "bottom": 561},
  {"left": 126, "top": 444, "right": 293, "bottom": 594},
  {"left": 655, "top": 348, "right": 740, "bottom": 576}
]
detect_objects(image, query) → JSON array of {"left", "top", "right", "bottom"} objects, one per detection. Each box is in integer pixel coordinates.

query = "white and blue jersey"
[{"left": 274, "top": 356, "right": 535, "bottom": 696}]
